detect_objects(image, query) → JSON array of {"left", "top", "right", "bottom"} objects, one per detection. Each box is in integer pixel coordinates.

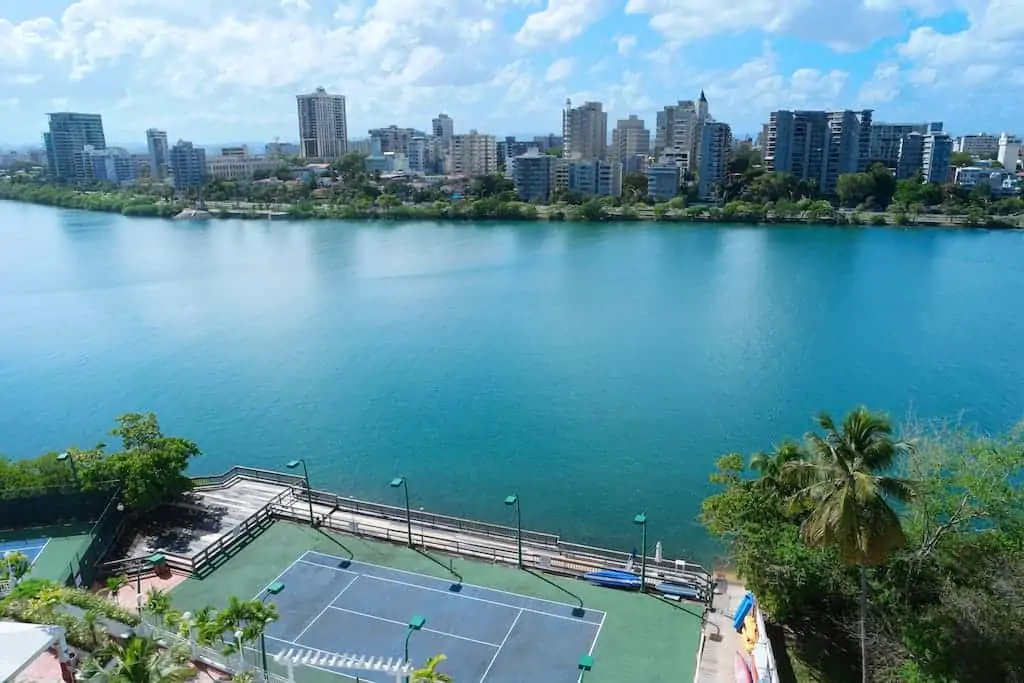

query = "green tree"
[
  {"left": 105, "top": 575, "right": 128, "bottom": 599},
  {"left": 218, "top": 597, "right": 279, "bottom": 657},
  {"left": 749, "top": 441, "right": 803, "bottom": 497},
  {"left": 836, "top": 172, "right": 877, "bottom": 208},
  {"left": 950, "top": 151, "right": 973, "bottom": 168},
  {"left": 1, "top": 550, "right": 31, "bottom": 580},
  {"left": 574, "top": 198, "right": 606, "bottom": 221},
  {"left": 80, "top": 636, "right": 193, "bottom": 683},
  {"left": 412, "top": 654, "right": 452, "bottom": 682},
  {"left": 621, "top": 172, "right": 648, "bottom": 203},
  {"left": 83, "top": 413, "right": 200, "bottom": 513},
  {"left": 783, "top": 408, "right": 915, "bottom": 683}
]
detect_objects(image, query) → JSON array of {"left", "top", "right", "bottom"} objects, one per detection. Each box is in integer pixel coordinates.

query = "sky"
[{"left": 1, "top": 0, "right": 1022, "bottom": 147}]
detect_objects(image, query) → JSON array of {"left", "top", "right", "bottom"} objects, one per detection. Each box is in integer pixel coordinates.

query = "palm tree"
[
  {"left": 83, "top": 608, "right": 103, "bottom": 650},
  {"left": 783, "top": 408, "right": 915, "bottom": 683},
  {"left": 412, "top": 654, "right": 452, "bottom": 683},
  {"left": 79, "top": 635, "right": 193, "bottom": 683},
  {"left": 749, "top": 440, "right": 803, "bottom": 496}
]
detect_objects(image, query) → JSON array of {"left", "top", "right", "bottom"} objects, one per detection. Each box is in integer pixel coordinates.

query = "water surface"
[{"left": 2, "top": 201, "right": 1022, "bottom": 561}]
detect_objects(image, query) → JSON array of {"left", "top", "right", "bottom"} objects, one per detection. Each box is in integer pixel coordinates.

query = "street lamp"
[
  {"left": 234, "top": 629, "right": 245, "bottom": 669},
  {"left": 259, "top": 616, "right": 274, "bottom": 682},
  {"left": 57, "top": 451, "right": 79, "bottom": 487},
  {"left": 285, "top": 459, "right": 315, "bottom": 526},
  {"left": 389, "top": 477, "right": 413, "bottom": 548},
  {"left": 633, "top": 512, "right": 648, "bottom": 593},
  {"left": 403, "top": 615, "right": 426, "bottom": 683},
  {"left": 504, "top": 494, "right": 522, "bottom": 569}
]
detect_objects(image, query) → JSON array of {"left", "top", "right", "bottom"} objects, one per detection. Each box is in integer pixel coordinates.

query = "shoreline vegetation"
[{"left": 2, "top": 175, "right": 1021, "bottom": 229}]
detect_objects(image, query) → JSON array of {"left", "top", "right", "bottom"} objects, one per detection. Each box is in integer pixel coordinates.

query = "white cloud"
[
  {"left": 544, "top": 57, "right": 576, "bottom": 83},
  {"left": 515, "top": 0, "right": 608, "bottom": 46},
  {"left": 6, "top": 74, "right": 43, "bottom": 85},
  {"left": 614, "top": 34, "right": 637, "bottom": 56},
  {"left": 624, "top": 0, "right": 959, "bottom": 50},
  {"left": 857, "top": 62, "right": 902, "bottom": 105}
]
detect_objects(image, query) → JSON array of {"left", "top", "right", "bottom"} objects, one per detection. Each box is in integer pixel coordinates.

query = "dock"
[{"left": 108, "top": 466, "right": 712, "bottom": 596}]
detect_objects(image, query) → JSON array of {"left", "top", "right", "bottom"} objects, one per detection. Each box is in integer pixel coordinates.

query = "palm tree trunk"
[{"left": 860, "top": 565, "right": 869, "bottom": 683}]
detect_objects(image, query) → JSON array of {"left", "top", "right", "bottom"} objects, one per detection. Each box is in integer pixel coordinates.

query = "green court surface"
[
  {"left": 0, "top": 523, "right": 93, "bottom": 583},
  {"left": 170, "top": 521, "right": 703, "bottom": 683}
]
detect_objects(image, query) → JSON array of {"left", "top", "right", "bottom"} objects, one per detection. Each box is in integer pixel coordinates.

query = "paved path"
[{"left": 694, "top": 576, "right": 746, "bottom": 683}]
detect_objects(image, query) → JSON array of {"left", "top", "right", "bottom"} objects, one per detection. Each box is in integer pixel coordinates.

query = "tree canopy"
[{"left": 702, "top": 409, "right": 1024, "bottom": 682}]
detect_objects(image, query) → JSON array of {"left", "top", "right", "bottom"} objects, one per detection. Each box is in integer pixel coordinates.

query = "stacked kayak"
[
  {"left": 583, "top": 569, "right": 642, "bottom": 590},
  {"left": 655, "top": 580, "right": 702, "bottom": 600}
]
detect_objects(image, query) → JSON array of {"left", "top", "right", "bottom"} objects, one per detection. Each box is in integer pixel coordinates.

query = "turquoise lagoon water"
[{"left": 1, "top": 200, "right": 1023, "bottom": 562}]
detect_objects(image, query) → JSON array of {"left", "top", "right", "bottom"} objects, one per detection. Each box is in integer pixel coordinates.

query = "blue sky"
[{"left": 1, "top": 0, "right": 1021, "bottom": 147}]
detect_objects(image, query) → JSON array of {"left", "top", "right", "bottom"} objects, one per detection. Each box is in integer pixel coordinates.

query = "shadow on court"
[{"left": 412, "top": 547, "right": 463, "bottom": 589}]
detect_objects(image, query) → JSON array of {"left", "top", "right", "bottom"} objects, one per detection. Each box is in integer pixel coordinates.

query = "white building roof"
[{"left": 0, "top": 621, "right": 60, "bottom": 681}]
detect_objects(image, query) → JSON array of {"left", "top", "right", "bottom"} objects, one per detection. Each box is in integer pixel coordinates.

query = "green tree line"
[
  {"left": 703, "top": 407, "right": 1024, "bottom": 682},
  {"left": 0, "top": 412, "right": 199, "bottom": 513}
]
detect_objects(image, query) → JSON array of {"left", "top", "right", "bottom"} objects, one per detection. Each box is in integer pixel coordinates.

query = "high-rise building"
[
  {"left": 169, "top": 140, "right": 207, "bottom": 191},
  {"left": 895, "top": 133, "right": 925, "bottom": 180},
  {"left": 922, "top": 129, "right": 953, "bottom": 184},
  {"left": 997, "top": 133, "right": 1020, "bottom": 170},
  {"left": 869, "top": 123, "right": 931, "bottom": 170},
  {"left": 368, "top": 126, "right": 424, "bottom": 157},
  {"left": 85, "top": 147, "right": 136, "bottom": 185},
  {"left": 697, "top": 122, "right": 732, "bottom": 200},
  {"left": 512, "top": 148, "right": 558, "bottom": 202},
  {"left": 146, "top": 129, "right": 169, "bottom": 179},
  {"left": 44, "top": 112, "right": 106, "bottom": 183},
  {"left": 296, "top": 87, "right": 348, "bottom": 160},
  {"left": 766, "top": 109, "right": 872, "bottom": 195},
  {"left": 654, "top": 99, "right": 698, "bottom": 165},
  {"left": 567, "top": 160, "right": 622, "bottom": 197},
  {"left": 446, "top": 130, "right": 497, "bottom": 177},
  {"left": 611, "top": 115, "right": 650, "bottom": 174},
  {"left": 955, "top": 133, "right": 999, "bottom": 159},
  {"left": 432, "top": 114, "right": 454, "bottom": 141},
  {"left": 562, "top": 100, "right": 607, "bottom": 160}
]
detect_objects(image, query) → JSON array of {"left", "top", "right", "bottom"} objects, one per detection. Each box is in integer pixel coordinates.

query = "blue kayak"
[
  {"left": 656, "top": 581, "right": 701, "bottom": 600},
  {"left": 583, "top": 569, "right": 642, "bottom": 590}
]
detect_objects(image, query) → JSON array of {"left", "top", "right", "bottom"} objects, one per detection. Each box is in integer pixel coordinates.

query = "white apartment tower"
[
  {"left": 611, "top": 115, "right": 650, "bottom": 173},
  {"left": 562, "top": 99, "right": 608, "bottom": 160},
  {"left": 655, "top": 96, "right": 702, "bottom": 169},
  {"left": 447, "top": 130, "right": 497, "bottom": 177},
  {"left": 998, "top": 133, "right": 1020, "bottom": 170},
  {"left": 296, "top": 87, "right": 348, "bottom": 160}
]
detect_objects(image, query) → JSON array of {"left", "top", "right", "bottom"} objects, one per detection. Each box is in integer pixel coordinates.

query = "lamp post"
[
  {"left": 403, "top": 615, "right": 426, "bottom": 683},
  {"left": 633, "top": 512, "right": 648, "bottom": 593},
  {"left": 285, "top": 459, "right": 315, "bottom": 526},
  {"left": 504, "top": 494, "right": 522, "bottom": 569},
  {"left": 57, "top": 451, "right": 79, "bottom": 487},
  {"left": 389, "top": 477, "right": 413, "bottom": 548},
  {"left": 259, "top": 617, "right": 273, "bottom": 682},
  {"left": 234, "top": 629, "right": 245, "bottom": 669}
]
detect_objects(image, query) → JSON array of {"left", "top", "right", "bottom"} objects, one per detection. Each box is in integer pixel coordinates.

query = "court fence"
[
  {"left": 61, "top": 488, "right": 127, "bottom": 588},
  {"left": 0, "top": 483, "right": 118, "bottom": 530}
]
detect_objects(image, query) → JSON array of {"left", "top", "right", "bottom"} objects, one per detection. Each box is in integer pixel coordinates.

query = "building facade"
[
  {"left": 567, "top": 160, "right": 622, "bottom": 197},
  {"left": 896, "top": 133, "right": 925, "bottom": 180},
  {"left": 997, "top": 134, "right": 1021, "bottom": 170},
  {"left": 146, "top": 129, "right": 169, "bottom": 179},
  {"left": 431, "top": 114, "right": 454, "bottom": 141},
  {"left": 654, "top": 98, "right": 701, "bottom": 168},
  {"left": 766, "top": 109, "right": 872, "bottom": 195},
  {"left": 45, "top": 112, "right": 106, "bottom": 184},
  {"left": 562, "top": 100, "right": 607, "bottom": 160},
  {"left": 646, "top": 165, "right": 682, "bottom": 201},
  {"left": 297, "top": 87, "right": 348, "bottom": 160},
  {"left": 955, "top": 133, "right": 999, "bottom": 158},
  {"left": 369, "top": 126, "right": 425, "bottom": 157},
  {"left": 954, "top": 166, "right": 1020, "bottom": 198},
  {"left": 169, "top": 140, "right": 207, "bottom": 190},
  {"left": 869, "top": 122, "right": 930, "bottom": 170},
  {"left": 85, "top": 147, "right": 135, "bottom": 185},
  {"left": 611, "top": 115, "right": 650, "bottom": 173},
  {"left": 512, "top": 149, "right": 557, "bottom": 202},
  {"left": 265, "top": 142, "right": 300, "bottom": 157},
  {"left": 697, "top": 122, "right": 732, "bottom": 200},
  {"left": 497, "top": 137, "right": 534, "bottom": 169},
  {"left": 446, "top": 131, "right": 497, "bottom": 177},
  {"left": 922, "top": 130, "right": 953, "bottom": 184},
  {"left": 205, "top": 154, "right": 279, "bottom": 180}
]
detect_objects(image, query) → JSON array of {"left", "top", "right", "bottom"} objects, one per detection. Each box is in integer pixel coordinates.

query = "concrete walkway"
[{"left": 694, "top": 576, "right": 747, "bottom": 683}]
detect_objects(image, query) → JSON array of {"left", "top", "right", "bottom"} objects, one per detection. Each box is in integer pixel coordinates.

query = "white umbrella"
[{"left": 655, "top": 541, "right": 663, "bottom": 563}]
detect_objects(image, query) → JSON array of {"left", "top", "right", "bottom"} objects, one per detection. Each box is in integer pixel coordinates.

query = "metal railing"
[{"left": 190, "top": 466, "right": 304, "bottom": 491}]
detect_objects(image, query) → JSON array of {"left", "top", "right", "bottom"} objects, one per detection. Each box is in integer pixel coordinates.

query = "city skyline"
[{"left": 0, "top": 0, "right": 1020, "bottom": 144}]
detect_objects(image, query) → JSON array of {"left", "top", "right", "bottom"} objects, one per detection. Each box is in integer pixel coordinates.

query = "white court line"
[
  {"left": 299, "top": 558, "right": 600, "bottom": 625},
  {"left": 576, "top": 611, "right": 606, "bottom": 683},
  {"left": 326, "top": 605, "right": 500, "bottom": 648},
  {"left": 478, "top": 608, "right": 522, "bottom": 682},
  {"left": 293, "top": 575, "right": 360, "bottom": 642},
  {"left": 303, "top": 549, "right": 606, "bottom": 619},
  {"left": 250, "top": 554, "right": 310, "bottom": 601}
]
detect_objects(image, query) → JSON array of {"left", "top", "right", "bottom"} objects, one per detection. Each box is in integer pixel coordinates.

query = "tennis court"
[
  {"left": 0, "top": 537, "right": 50, "bottom": 564},
  {"left": 258, "top": 550, "right": 604, "bottom": 683}
]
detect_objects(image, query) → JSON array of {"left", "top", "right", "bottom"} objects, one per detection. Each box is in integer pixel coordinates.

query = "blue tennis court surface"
[
  {"left": 0, "top": 537, "right": 49, "bottom": 564},
  {"left": 258, "top": 550, "right": 605, "bottom": 683}
]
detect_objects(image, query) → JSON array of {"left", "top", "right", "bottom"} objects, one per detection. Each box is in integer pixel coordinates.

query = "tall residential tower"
[
  {"left": 44, "top": 112, "right": 106, "bottom": 184},
  {"left": 296, "top": 87, "right": 348, "bottom": 160},
  {"left": 562, "top": 100, "right": 607, "bottom": 160},
  {"left": 146, "top": 129, "right": 169, "bottom": 179}
]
